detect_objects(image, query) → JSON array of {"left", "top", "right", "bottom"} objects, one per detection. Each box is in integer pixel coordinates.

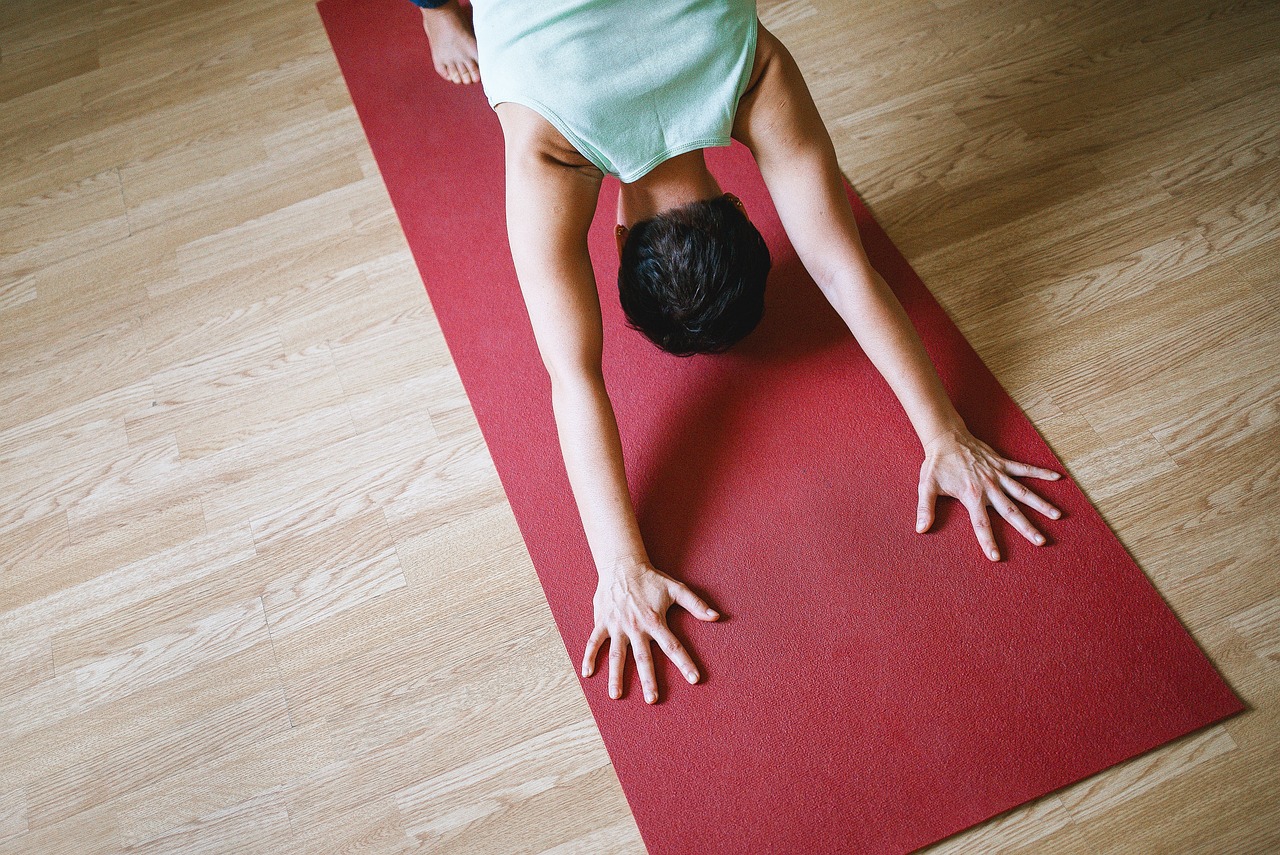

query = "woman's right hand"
[{"left": 581, "top": 561, "right": 721, "bottom": 704}]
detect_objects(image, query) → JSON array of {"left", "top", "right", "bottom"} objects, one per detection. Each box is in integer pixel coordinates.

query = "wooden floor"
[{"left": 1, "top": 0, "right": 1276, "bottom": 851}]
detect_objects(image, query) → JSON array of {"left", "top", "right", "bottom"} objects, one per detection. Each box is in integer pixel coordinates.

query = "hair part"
[{"left": 617, "top": 194, "right": 771, "bottom": 356}]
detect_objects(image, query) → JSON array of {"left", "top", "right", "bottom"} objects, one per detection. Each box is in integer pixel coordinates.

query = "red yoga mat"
[{"left": 317, "top": 2, "right": 1244, "bottom": 851}]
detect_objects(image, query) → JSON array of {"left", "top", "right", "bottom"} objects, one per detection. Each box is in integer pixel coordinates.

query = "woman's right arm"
[{"left": 501, "top": 114, "right": 720, "bottom": 704}]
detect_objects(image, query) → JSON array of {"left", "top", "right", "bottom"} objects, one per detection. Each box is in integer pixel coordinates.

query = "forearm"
[
  {"left": 549, "top": 371, "right": 649, "bottom": 576},
  {"left": 826, "top": 264, "right": 966, "bottom": 449}
]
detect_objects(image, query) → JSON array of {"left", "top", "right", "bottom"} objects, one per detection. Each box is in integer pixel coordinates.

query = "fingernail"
[
  {"left": 707, "top": 609, "right": 719, "bottom": 618},
  {"left": 989, "top": 549, "right": 1000, "bottom": 560},
  {"left": 610, "top": 687, "right": 619, "bottom": 699},
  {"left": 645, "top": 692, "right": 655, "bottom": 704},
  {"left": 582, "top": 667, "right": 589, "bottom": 677},
  {"left": 1034, "top": 535, "right": 1045, "bottom": 545},
  {"left": 686, "top": 671, "right": 697, "bottom": 684},
  {"left": 1051, "top": 510, "right": 1061, "bottom": 519}
]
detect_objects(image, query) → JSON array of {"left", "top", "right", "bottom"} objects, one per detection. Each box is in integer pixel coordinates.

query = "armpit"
[{"left": 495, "top": 101, "right": 605, "bottom": 178}]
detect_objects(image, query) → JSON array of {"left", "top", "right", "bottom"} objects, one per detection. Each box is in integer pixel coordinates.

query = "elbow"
[
  {"left": 544, "top": 357, "right": 603, "bottom": 397},
  {"left": 814, "top": 263, "right": 886, "bottom": 327},
  {"left": 545, "top": 361, "right": 609, "bottom": 427}
]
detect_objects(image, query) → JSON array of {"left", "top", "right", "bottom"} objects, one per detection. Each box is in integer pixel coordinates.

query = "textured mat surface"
[{"left": 318, "top": 2, "right": 1244, "bottom": 851}]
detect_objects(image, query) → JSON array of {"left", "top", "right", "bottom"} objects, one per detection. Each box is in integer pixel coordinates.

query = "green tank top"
[{"left": 473, "top": 0, "right": 759, "bottom": 183}]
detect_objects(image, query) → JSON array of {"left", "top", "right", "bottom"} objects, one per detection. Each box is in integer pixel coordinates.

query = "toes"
[{"left": 433, "top": 56, "right": 478, "bottom": 85}]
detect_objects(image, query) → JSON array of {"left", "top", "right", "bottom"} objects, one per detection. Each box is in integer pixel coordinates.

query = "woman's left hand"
[{"left": 916, "top": 428, "right": 1063, "bottom": 561}]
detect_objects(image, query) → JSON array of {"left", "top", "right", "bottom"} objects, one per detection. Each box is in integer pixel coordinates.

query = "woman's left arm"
[{"left": 735, "top": 23, "right": 1062, "bottom": 560}]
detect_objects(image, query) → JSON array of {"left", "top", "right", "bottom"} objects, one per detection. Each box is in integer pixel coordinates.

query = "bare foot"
[{"left": 421, "top": 2, "right": 480, "bottom": 85}]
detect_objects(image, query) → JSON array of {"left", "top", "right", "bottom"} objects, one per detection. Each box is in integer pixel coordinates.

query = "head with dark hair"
[{"left": 617, "top": 192, "right": 771, "bottom": 357}]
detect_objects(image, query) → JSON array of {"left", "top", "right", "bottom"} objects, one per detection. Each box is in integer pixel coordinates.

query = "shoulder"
[
  {"left": 731, "top": 22, "right": 829, "bottom": 163},
  {"left": 495, "top": 102, "right": 603, "bottom": 252},
  {"left": 494, "top": 101, "right": 605, "bottom": 177}
]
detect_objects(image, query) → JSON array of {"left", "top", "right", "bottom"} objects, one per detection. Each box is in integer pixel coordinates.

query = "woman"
[{"left": 414, "top": 0, "right": 1063, "bottom": 705}]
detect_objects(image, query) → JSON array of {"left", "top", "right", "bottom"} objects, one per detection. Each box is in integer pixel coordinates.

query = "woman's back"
[{"left": 473, "top": 0, "right": 758, "bottom": 183}]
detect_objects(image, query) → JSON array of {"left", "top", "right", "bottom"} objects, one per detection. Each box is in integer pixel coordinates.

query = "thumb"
[
  {"left": 916, "top": 478, "right": 937, "bottom": 533},
  {"left": 670, "top": 582, "right": 719, "bottom": 621}
]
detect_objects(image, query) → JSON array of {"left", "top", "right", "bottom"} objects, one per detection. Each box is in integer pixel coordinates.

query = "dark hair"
[{"left": 617, "top": 194, "right": 771, "bottom": 356}]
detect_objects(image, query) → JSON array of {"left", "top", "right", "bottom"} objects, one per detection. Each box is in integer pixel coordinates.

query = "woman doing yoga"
[{"left": 414, "top": 0, "right": 1063, "bottom": 704}]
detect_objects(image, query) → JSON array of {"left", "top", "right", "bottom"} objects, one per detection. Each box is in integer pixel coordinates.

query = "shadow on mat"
[
  {"left": 630, "top": 243, "right": 983, "bottom": 575},
  {"left": 631, "top": 252, "right": 851, "bottom": 574},
  {"left": 731, "top": 252, "right": 848, "bottom": 365}
]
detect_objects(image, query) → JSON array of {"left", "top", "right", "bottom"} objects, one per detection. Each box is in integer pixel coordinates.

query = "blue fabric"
[{"left": 408, "top": 0, "right": 451, "bottom": 8}]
